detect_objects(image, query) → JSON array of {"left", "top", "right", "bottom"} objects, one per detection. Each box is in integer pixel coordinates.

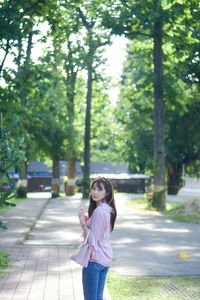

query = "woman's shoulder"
[
  {"left": 88, "top": 205, "right": 104, "bottom": 223},
  {"left": 97, "top": 203, "right": 112, "bottom": 213}
]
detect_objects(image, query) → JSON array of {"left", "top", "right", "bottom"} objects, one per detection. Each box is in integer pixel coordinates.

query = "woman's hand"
[
  {"left": 78, "top": 208, "right": 85, "bottom": 225},
  {"left": 78, "top": 208, "right": 88, "bottom": 235}
]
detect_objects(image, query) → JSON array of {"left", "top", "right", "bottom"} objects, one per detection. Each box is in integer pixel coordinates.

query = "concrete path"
[
  {"left": 25, "top": 195, "right": 87, "bottom": 246},
  {"left": 0, "top": 192, "right": 200, "bottom": 300},
  {"left": 0, "top": 195, "right": 50, "bottom": 246},
  {"left": 112, "top": 194, "right": 200, "bottom": 277}
]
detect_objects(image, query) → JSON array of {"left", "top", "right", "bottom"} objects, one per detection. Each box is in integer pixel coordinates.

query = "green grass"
[
  {"left": 162, "top": 203, "right": 200, "bottom": 224},
  {"left": 106, "top": 272, "right": 200, "bottom": 300},
  {"left": 0, "top": 197, "right": 28, "bottom": 215},
  {"left": 125, "top": 198, "right": 200, "bottom": 224},
  {"left": 0, "top": 251, "right": 11, "bottom": 273},
  {"left": 125, "top": 198, "right": 149, "bottom": 211},
  {"left": 0, "top": 191, "right": 52, "bottom": 215},
  {"left": 125, "top": 198, "right": 183, "bottom": 211}
]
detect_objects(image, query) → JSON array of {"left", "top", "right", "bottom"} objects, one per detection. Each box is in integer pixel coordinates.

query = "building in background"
[
  {"left": 90, "top": 162, "right": 150, "bottom": 193},
  {"left": 10, "top": 161, "right": 150, "bottom": 193}
]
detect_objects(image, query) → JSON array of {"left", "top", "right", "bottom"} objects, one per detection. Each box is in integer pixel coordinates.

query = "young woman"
[{"left": 78, "top": 177, "right": 117, "bottom": 300}]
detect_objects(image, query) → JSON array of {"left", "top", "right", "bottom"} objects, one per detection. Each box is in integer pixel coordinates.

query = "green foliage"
[
  {"left": 0, "top": 221, "right": 7, "bottom": 230},
  {"left": 1, "top": 0, "right": 199, "bottom": 206},
  {"left": 0, "top": 115, "right": 25, "bottom": 228},
  {"left": 0, "top": 189, "right": 16, "bottom": 207},
  {"left": 0, "top": 115, "right": 25, "bottom": 199},
  {"left": 114, "top": 38, "right": 154, "bottom": 173},
  {"left": 0, "top": 197, "right": 27, "bottom": 216},
  {"left": 111, "top": 0, "right": 200, "bottom": 191},
  {"left": 0, "top": 251, "right": 11, "bottom": 273},
  {"left": 186, "top": 161, "right": 200, "bottom": 178},
  {"left": 165, "top": 94, "right": 200, "bottom": 192},
  {"left": 103, "top": 0, "right": 200, "bottom": 207},
  {"left": 90, "top": 81, "right": 117, "bottom": 161}
]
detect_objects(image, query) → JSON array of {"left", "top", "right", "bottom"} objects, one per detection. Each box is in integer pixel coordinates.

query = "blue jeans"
[{"left": 82, "top": 261, "right": 109, "bottom": 300}]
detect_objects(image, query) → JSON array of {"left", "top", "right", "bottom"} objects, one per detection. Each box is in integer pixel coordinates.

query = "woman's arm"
[{"left": 78, "top": 208, "right": 89, "bottom": 236}]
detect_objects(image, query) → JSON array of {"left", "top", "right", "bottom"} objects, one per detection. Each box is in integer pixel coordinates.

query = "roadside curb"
[{"left": 19, "top": 196, "right": 52, "bottom": 245}]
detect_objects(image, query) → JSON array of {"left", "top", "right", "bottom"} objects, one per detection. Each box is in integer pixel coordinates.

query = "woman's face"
[{"left": 91, "top": 182, "right": 107, "bottom": 204}]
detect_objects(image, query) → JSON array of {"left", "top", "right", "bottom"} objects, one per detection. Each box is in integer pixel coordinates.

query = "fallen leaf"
[{"left": 178, "top": 252, "right": 190, "bottom": 259}]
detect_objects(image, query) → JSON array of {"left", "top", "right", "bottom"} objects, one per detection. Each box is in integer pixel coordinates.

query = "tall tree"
[
  {"left": 103, "top": 0, "right": 199, "bottom": 209},
  {"left": 103, "top": 1, "right": 167, "bottom": 209},
  {"left": 45, "top": 1, "right": 86, "bottom": 195},
  {"left": 113, "top": 1, "right": 199, "bottom": 194},
  {"left": 1, "top": 0, "right": 87, "bottom": 196},
  {"left": 26, "top": 48, "right": 71, "bottom": 195},
  {"left": 77, "top": 3, "right": 111, "bottom": 198},
  {"left": 64, "top": 40, "right": 79, "bottom": 195},
  {"left": 0, "top": 0, "right": 60, "bottom": 196}
]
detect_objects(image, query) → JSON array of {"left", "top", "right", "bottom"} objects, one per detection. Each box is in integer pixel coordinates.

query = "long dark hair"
[{"left": 88, "top": 177, "right": 117, "bottom": 232}]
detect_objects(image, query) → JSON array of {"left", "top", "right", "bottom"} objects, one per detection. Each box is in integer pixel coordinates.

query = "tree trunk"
[
  {"left": 76, "top": 9, "right": 104, "bottom": 198},
  {"left": 167, "top": 162, "right": 182, "bottom": 195},
  {"left": 66, "top": 156, "right": 76, "bottom": 195},
  {"left": 152, "top": 19, "right": 166, "bottom": 210},
  {"left": 82, "top": 58, "right": 93, "bottom": 198},
  {"left": 17, "top": 37, "right": 22, "bottom": 71},
  {"left": 65, "top": 46, "right": 78, "bottom": 196},
  {"left": 21, "top": 27, "right": 33, "bottom": 107},
  {"left": 52, "top": 157, "right": 60, "bottom": 197},
  {"left": 76, "top": 8, "right": 94, "bottom": 198},
  {"left": 17, "top": 160, "right": 28, "bottom": 198},
  {"left": 25, "top": 30, "right": 33, "bottom": 63}
]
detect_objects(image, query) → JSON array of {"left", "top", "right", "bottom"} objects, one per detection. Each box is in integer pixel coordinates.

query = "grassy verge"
[
  {"left": 125, "top": 198, "right": 182, "bottom": 211},
  {"left": 125, "top": 198, "right": 150, "bottom": 211},
  {"left": 0, "top": 251, "right": 11, "bottom": 273},
  {"left": 0, "top": 191, "right": 53, "bottom": 216},
  {"left": 125, "top": 198, "right": 200, "bottom": 224},
  {"left": 162, "top": 204, "right": 200, "bottom": 224},
  {"left": 0, "top": 197, "right": 28, "bottom": 215},
  {"left": 107, "top": 272, "right": 200, "bottom": 300}
]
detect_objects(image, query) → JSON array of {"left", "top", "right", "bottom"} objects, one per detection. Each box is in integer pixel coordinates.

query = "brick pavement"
[
  {"left": 0, "top": 194, "right": 111, "bottom": 300},
  {"left": 0, "top": 245, "right": 82, "bottom": 300}
]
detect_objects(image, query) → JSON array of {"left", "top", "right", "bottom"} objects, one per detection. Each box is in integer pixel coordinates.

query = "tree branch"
[
  {"left": 97, "top": 40, "right": 110, "bottom": 48},
  {"left": 129, "top": 31, "right": 153, "bottom": 38},
  {"left": 76, "top": 7, "right": 95, "bottom": 30},
  {"left": 0, "top": 39, "right": 10, "bottom": 77},
  {"left": 21, "top": 0, "right": 41, "bottom": 17}
]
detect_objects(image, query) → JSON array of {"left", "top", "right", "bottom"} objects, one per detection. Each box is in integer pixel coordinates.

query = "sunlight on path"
[{"left": 28, "top": 192, "right": 52, "bottom": 199}]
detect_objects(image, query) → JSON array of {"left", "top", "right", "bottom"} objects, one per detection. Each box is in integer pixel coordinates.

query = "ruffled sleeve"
[{"left": 79, "top": 232, "right": 86, "bottom": 245}]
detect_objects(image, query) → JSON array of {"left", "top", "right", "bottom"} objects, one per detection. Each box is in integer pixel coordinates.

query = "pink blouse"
[{"left": 86, "top": 203, "right": 113, "bottom": 267}]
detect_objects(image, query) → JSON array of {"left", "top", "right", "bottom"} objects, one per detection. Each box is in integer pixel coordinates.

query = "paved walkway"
[
  {"left": 0, "top": 192, "right": 200, "bottom": 299},
  {"left": 0, "top": 193, "right": 111, "bottom": 300}
]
